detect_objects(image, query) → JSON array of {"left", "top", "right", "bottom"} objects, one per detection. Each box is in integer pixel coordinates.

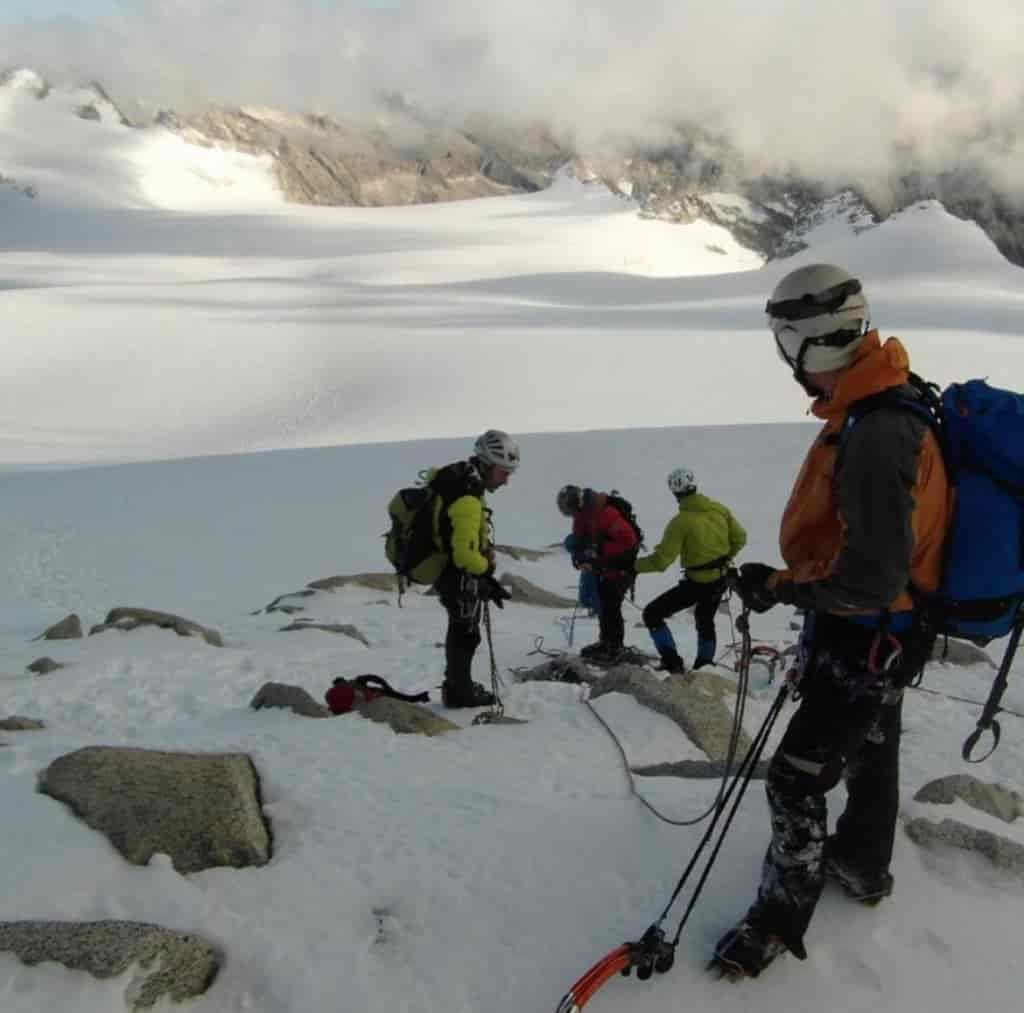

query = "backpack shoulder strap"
[
  {"left": 430, "top": 460, "right": 483, "bottom": 505},
  {"left": 839, "top": 374, "right": 942, "bottom": 456}
]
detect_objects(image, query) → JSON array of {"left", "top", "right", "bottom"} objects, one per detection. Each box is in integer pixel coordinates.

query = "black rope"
[
  {"left": 582, "top": 608, "right": 754, "bottom": 830},
  {"left": 584, "top": 699, "right": 728, "bottom": 828}
]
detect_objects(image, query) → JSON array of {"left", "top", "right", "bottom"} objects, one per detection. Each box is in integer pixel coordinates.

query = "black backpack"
[{"left": 606, "top": 491, "right": 645, "bottom": 553}]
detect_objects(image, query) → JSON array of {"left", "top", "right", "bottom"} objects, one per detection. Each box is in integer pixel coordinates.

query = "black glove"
[
  {"left": 482, "top": 574, "right": 512, "bottom": 608},
  {"left": 737, "top": 562, "right": 780, "bottom": 614}
]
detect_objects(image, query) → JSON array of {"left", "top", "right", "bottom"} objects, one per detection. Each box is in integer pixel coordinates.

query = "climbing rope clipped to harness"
[{"left": 554, "top": 604, "right": 794, "bottom": 1011}]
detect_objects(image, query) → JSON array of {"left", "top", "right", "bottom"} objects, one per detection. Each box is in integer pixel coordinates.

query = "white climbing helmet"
[
  {"left": 767, "top": 263, "right": 870, "bottom": 376},
  {"left": 667, "top": 467, "right": 697, "bottom": 496},
  {"left": 473, "top": 429, "right": 521, "bottom": 472}
]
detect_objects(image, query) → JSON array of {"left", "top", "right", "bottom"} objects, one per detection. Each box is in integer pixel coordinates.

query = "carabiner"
[{"left": 867, "top": 632, "right": 902, "bottom": 676}]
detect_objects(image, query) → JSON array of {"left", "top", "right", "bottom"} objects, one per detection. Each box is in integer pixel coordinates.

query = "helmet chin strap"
[{"left": 793, "top": 368, "right": 825, "bottom": 398}]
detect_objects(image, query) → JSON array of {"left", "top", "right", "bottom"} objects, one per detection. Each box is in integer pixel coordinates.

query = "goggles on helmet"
[{"left": 765, "top": 278, "right": 863, "bottom": 322}]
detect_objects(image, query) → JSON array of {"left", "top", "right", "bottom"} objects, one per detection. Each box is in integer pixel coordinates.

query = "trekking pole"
[
  {"left": 962, "top": 612, "right": 1024, "bottom": 763},
  {"left": 567, "top": 585, "right": 581, "bottom": 649}
]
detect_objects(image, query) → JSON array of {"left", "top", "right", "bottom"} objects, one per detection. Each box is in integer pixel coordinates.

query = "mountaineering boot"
[
  {"left": 442, "top": 680, "right": 496, "bottom": 708},
  {"left": 655, "top": 650, "right": 687, "bottom": 674},
  {"left": 709, "top": 919, "right": 789, "bottom": 980},
  {"left": 824, "top": 838, "right": 894, "bottom": 905},
  {"left": 648, "top": 622, "right": 681, "bottom": 667},
  {"left": 442, "top": 643, "right": 497, "bottom": 709},
  {"left": 581, "top": 642, "right": 625, "bottom": 665},
  {"left": 693, "top": 637, "right": 716, "bottom": 670}
]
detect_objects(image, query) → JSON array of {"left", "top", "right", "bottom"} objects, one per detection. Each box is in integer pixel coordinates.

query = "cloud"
[{"left": 7, "top": 0, "right": 1024, "bottom": 198}]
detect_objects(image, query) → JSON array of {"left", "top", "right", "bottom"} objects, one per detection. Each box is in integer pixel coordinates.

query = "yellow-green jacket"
[
  {"left": 428, "top": 461, "right": 493, "bottom": 576},
  {"left": 635, "top": 493, "right": 746, "bottom": 583}
]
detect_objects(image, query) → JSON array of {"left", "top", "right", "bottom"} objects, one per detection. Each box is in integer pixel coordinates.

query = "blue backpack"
[{"left": 843, "top": 375, "right": 1024, "bottom": 759}]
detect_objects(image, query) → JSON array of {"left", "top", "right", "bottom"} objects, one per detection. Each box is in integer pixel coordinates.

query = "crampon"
[{"left": 555, "top": 926, "right": 675, "bottom": 1012}]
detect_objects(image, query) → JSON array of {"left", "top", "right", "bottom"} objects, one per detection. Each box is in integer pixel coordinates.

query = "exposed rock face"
[
  {"left": 250, "top": 682, "right": 331, "bottom": 718},
  {"left": 930, "top": 637, "right": 996, "bottom": 668},
  {"left": 914, "top": 774, "right": 1023, "bottom": 824},
  {"left": 358, "top": 697, "right": 459, "bottom": 736},
  {"left": 494, "top": 544, "right": 557, "bottom": 562},
  {"left": 904, "top": 817, "right": 1024, "bottom": 877},
  {"left": 89, "top": 608, "right": 223, "bottom": 647},
  {"left": 39, "top": 747, "right": 271, "bottom": 874},
  {"left": 307, "top": 573, "right": 401, "bottom": 593},
  {"left": 27, "top": 657, "right": 64, "bottom": 675},
  {"left": 11, "top": 69, "right": 1024, "bottom": 267},
  {"left": 0, "top": 920, "right": 220, "bottom": 1010},
  {"left": 0, "top": 716, "right": 45, "bottom": 731},
  {"left": 259, "top": 589, "right": 317, "bottom": 614},
  {"left": 34, "top": 613, "right": 83, "bottom": 640},
  {"left": 277, "top": 620, "right": 371, "bottom": 645},
  {"left": 633, "top": 758, "right": 769, "bottom": 780},
  {"left": 590, "top": 667, "right": 752, "bottom": 765},
  {"left": 155, "top": 105, "right": 564, "bottom": 209},
  {"left": 515, "top": 658, "right": 748, "bottom": 764},
  {"left": 498, "top": 574, "right": 576, "bottom": 609}
]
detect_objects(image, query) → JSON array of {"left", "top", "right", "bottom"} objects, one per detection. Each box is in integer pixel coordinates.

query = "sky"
[
  {"left": 4, "top": 1, "right": 1024, "bottom": 208},
  {"left": 0, "top": 0, "right": 392, "bottom": 18},
  {"left": 1, "top": 67, "right": 1023, "bottom": 1013}
]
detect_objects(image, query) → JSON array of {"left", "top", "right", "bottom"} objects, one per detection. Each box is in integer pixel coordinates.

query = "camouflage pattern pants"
[{"left": 751, "top": 616, "right": 904, "bottom": 956}]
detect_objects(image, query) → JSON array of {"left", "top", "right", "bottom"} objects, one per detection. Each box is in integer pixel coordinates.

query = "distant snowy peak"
[
  {"left": 0, "top": 68, "right": 128, "bottom": 125},
  {"left": 2, "top": 68, "right": 1022, "bottom": 269},
  {"left": 0, "top": 67, "right": 49, "bottom": 98}
]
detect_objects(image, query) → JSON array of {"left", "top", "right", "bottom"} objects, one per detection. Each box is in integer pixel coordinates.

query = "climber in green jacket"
[{"left": 632, "top": 467, "right": 746, "bottom": 672}]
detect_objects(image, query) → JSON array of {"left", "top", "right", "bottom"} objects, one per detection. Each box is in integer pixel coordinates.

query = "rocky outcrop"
[
  {"left": 914, "top": 774, "right": 1023, "bottom": 823},
  {"left": 494, "top": 544, "right": 557, "bottom": 562},
  {"left": 277, "top": 620, "right": 371, "bottom": 645},
  {"left": 516, "top": 658, "right": 749, "bottom": 764},
  {"left": 0, "top": 921, "right": 220, "bottom": 1010},
  {"left": 155, "top": 105, "right": 564, "bottom": 210},
  {"left": 307, "top": 573, "right": 401, "bottom": 592},
  {"left": 358, "top": 697, "right": 458, "bottom": 736},
  {"left": 39, "top": 747, "right": 271, "bottom": 874},
  {"left": 250, "top": 682, "right": 330, "bottom": 718},
  {"left": 930, "top": 637, "right": 996, "bottom": 668},
  {"left": 27, "top": 657, "right": 64, "bottom": 675},
  {"left": 904, "top": 817, "right": 1024, "bottom": 877},
  {"left": 89, "top": 608, "right": 223, "bottom": 647},
  {"left": 633, "top": 758, "right": 769, "bottom": 780},
  {"left": 498, "top": 574, "right": 576, "bottom": 609},
  {"left": 590, "top": 667, "right": 751, "bottom": 764},
  {"left": 904, "top": 773, "right": 1024, "bottom": 879},
  {"left": 34, "top": 614, "right": 83, "bottom": 640},
  {"left": 259, "top": 589, "right": 316, "bottom": 614},
  {"left": 0, "top": 716, "right": 45, "bottom": 731}
]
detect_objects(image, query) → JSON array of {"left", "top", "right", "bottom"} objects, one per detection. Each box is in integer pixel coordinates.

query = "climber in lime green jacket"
[{"left": 633, "top": 467, "right": 747, "bottom": 672}]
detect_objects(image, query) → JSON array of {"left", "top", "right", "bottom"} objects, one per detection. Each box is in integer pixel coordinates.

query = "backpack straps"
[{"left": 353, "top": 675, "right": 430, "bottom": 704}]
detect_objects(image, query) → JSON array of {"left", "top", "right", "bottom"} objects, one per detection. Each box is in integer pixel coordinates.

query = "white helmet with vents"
[
  {"left": 667, "top": 467, "right": 696, "bottom": 496},
  {"left": 767, "top": 264, "right": 870, "bottom": 378},
  {"left": 473, "top": 429, "right": 521, "bottom": 472}
]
